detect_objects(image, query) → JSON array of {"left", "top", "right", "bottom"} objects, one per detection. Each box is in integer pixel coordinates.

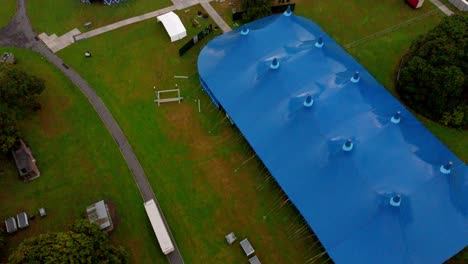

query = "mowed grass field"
[
  {"left": 26, "top": 0, "right": 172, "bottom": 35},
  {"left": 0, "top": 48, "right": 167, "bottom": 263},
  {"left": 0, "top": 0, "right": 16, "bottom": 27},
  {"left": 58, "top": 6, "right": 323, "bottom": 263}
]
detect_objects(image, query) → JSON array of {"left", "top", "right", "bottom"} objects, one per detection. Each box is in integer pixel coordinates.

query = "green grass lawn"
[
  {"left": 0, "top": 0, "right": 16, "bottom": 28},
  {"left": 47, "top": 0, "right": 466, "bottom": 263},
  {"left": 295, "top": 0, "right": 440, "bottom": 44},
  {"left": 0, "top": 48, "right": 167, "bottom": 263},
  {"left": 211, "top": 0, "right": 239, "bottom": 28},
  {"left": 57, "top": 6, "right": 323, "bottom": 263},
  {"left": 26, "top": 0, "right": 172, "bottom": 36}
]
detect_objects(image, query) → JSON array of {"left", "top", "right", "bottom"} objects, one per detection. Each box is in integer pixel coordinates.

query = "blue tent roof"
[{"left": 197, "top": 12, "right": 467, "bottom": 264}]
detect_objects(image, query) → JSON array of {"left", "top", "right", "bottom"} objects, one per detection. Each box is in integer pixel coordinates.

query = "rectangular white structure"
[
  {"left": 157, "top": 12, "right": 187, "bottom": 42},
  {"left": 240, "top": 238, "right": 255, "bottom": 257},
  {"left": 16, "top": 212, "right": 29, "bottom": 229},
  {"left": 144, "top": 199, "right": 175, "bottom": 255}
]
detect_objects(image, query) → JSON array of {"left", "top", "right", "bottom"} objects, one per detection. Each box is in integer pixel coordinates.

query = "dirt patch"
[{"left": 105, "top": 200, "right": 120, "bottom": 234}]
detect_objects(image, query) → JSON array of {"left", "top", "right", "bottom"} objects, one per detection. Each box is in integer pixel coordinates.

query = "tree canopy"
[
  {"left": 397, "top": 15, "right": 467, "bottom": 128},
  {"left": 0, "top": 104, "right": 19, "bottom": 153},
  {"left": 0, "top": 227, "right": 5, "bottom": 254},
  {"left": 8, "top": 220, "right": 128, "bottom": 264},
  {"left": 0, "top": 64, "right": 45, "bottom": 152},
  {"left": 241, "top": 0, "right": 273, "bottom": 22}
]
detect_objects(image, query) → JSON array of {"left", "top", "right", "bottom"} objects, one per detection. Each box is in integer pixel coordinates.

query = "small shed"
[
  {"left": 249, "top": 255, "right": 261, "bottom": 264},
  {"left": 86, "top": 200, "right": 113, "bottom": 231},
  {"left": 11, "top": 140, "right": 40, "bottom": 182},
  {"left": 240, "top": 238, "right": 255, "bottom": 257},
  {"left": 4, "top": 217, "right": 18, "bottom": 234},
  {"left": 225, "top": 232, "right": 236, "bottom": 244},
  {"left": 1, "top": 52, "right": 16, "bottom": 64},
  {"left": 16, "top": 212, "right": 29, "bottom": 229}
]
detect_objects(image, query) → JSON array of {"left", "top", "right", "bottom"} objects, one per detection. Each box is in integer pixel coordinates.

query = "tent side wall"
[{"left": 199, "top": 77, "right": 220, "bottom": 108}]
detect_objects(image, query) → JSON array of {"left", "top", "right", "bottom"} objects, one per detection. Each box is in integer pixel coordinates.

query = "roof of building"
[
  {"left": 86, "top": 200, "right": 113, "bottom": 231},
  {"left": 248, "top": 255, "right": 261, "bottom": 264},
  {"left": 16, "top": 212, "right": 29, "bottom": 229},
  {"left": 197, "top": 10, "right": 468, "bottom": 264},
  {"left": 4, "top": 217, "right": 18, "bottom": 233},
  {"left": 12, "top": 140, "right": 40, "bottom": 180}
]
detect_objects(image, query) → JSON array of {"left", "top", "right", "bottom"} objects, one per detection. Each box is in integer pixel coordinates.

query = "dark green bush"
[{"left": 397, "top": 15, "right": 467, "bottom": 128}]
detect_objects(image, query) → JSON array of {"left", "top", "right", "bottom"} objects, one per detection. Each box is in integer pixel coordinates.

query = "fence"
[
  {"left": 232, "top": 3, "right": 296, "bottom": 21},
  {"left": 179, "top": 24, "right": 213, "bottom": 56}
]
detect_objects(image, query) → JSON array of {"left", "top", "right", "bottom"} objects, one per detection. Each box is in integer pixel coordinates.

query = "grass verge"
[
  {"left": 0, "top": 47, "right": 167, "bottom": 263},
  {"left": 0, "top": 0, "right": 16, "bottom": 28},
  {"left": 26, "top": 0, "right": 172, "bottom": 35}
]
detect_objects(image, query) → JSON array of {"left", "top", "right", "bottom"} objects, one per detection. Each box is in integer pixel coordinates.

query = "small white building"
[
  {"left": 157, "top": 12, "right": 187, "bottom": 42},
  {"left": 86, "top": 200, "right": 113, "bottom": 231},
  {"left": 4, "top": 217, "right": 18, "bottom": 234}
]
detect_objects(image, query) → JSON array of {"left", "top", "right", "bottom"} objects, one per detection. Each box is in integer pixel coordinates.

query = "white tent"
[{"left": 157, "top": 12, "right": 187, "bottom": 42}]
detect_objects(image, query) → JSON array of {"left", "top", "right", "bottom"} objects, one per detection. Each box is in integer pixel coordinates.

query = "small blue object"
[
  {"left": 391, "top": 111, "right": 401, "bottom": 124},
  {"left": 440, "top": 161, "right": 453, "bottom": 174},
  {"left": 241, "top": 27, "right": 250, "bottom": 36},
  {"left": 284, "top": 6, "right": 292, "bottom": 16},
  {"left": 304, "top": 95, "right": 314, "bottom": 107},
  {"left": 315, "top": 36, "right": 324, "bottom": 48},
  {"left": 270, "top": 57, "right": 280, "bottom": 69},
  {"left": 342, "top": 139, "right": 354, "bottom": 152},
  {"left": 390, "top": 195, "right": 402, "bottom": 207},
  {"left": 350, "top": 71, "right": 360, "bottom": 83}
]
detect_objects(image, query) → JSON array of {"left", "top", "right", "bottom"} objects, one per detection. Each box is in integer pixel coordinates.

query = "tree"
[
  {"left": 0, "top": 64, "right": 45, "bottom": 116},
  {"left": 0, "top": 64, "right": 45, "bottom": 152},
  {"left": 397, "top": 15, "right": 467, "bottom": 128},
  {"left": 8, "top": 220, "right": 128, "bottom": 264},
  {"left": 0, "top": 227, "right": 5, "bottom": 254},
  {"left": 0, "top": 104, "right": 19, "bottom": 153},
  {"left": 241, "top": 0, "right": 273, "bottom": 22}
]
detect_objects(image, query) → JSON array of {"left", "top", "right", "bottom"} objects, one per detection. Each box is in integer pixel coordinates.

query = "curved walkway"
[{"left": 0, "top": 1, "right": 184, "bottom": 263}]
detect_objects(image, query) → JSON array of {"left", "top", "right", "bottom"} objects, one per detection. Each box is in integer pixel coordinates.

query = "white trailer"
[{"left": 144, "top": 199, "right": 175, "bottom": 255}]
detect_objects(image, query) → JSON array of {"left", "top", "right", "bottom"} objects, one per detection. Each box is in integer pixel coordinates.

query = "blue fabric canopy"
[{"left": 197, "top": 11, "right": 467, "bottom": 264}]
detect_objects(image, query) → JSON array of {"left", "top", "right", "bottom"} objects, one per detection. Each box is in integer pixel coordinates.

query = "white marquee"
[{"left": 157, "top": 12, "right": 187, "bottom": 42}]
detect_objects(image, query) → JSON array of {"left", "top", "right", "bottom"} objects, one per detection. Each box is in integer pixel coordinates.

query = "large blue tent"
[{"left": 198, "top": 9, "right": 467, "bottom": 264}]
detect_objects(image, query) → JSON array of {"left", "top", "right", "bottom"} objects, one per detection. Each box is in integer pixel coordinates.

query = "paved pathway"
[
  {"left": 75, "top": 5, "right": 176, "bottom": 41},
  {"left": 428, "top": 0, "right": 454, "bottom": 15},
  {"left": 200, "top": 0, "right": 232, "bottom": 33},
  {"left": 172, "top": 0, "right": 200, "bottom": 10},
  {"left": 38, "top": 28, "right": 81, "bottom": 53},
  {"left": 0, "top": 0, "right": 35, "bottom": 48},
  {"left": 0, "top": 1, "right": 184, "bottom": 263},
  {"left": 75, "top": 0, "right": 231, "bottom": 42}
]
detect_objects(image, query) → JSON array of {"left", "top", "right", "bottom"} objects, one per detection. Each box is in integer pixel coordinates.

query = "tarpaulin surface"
[{"left": 197, "top": 12, "right": 467, "bottom": 264}]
